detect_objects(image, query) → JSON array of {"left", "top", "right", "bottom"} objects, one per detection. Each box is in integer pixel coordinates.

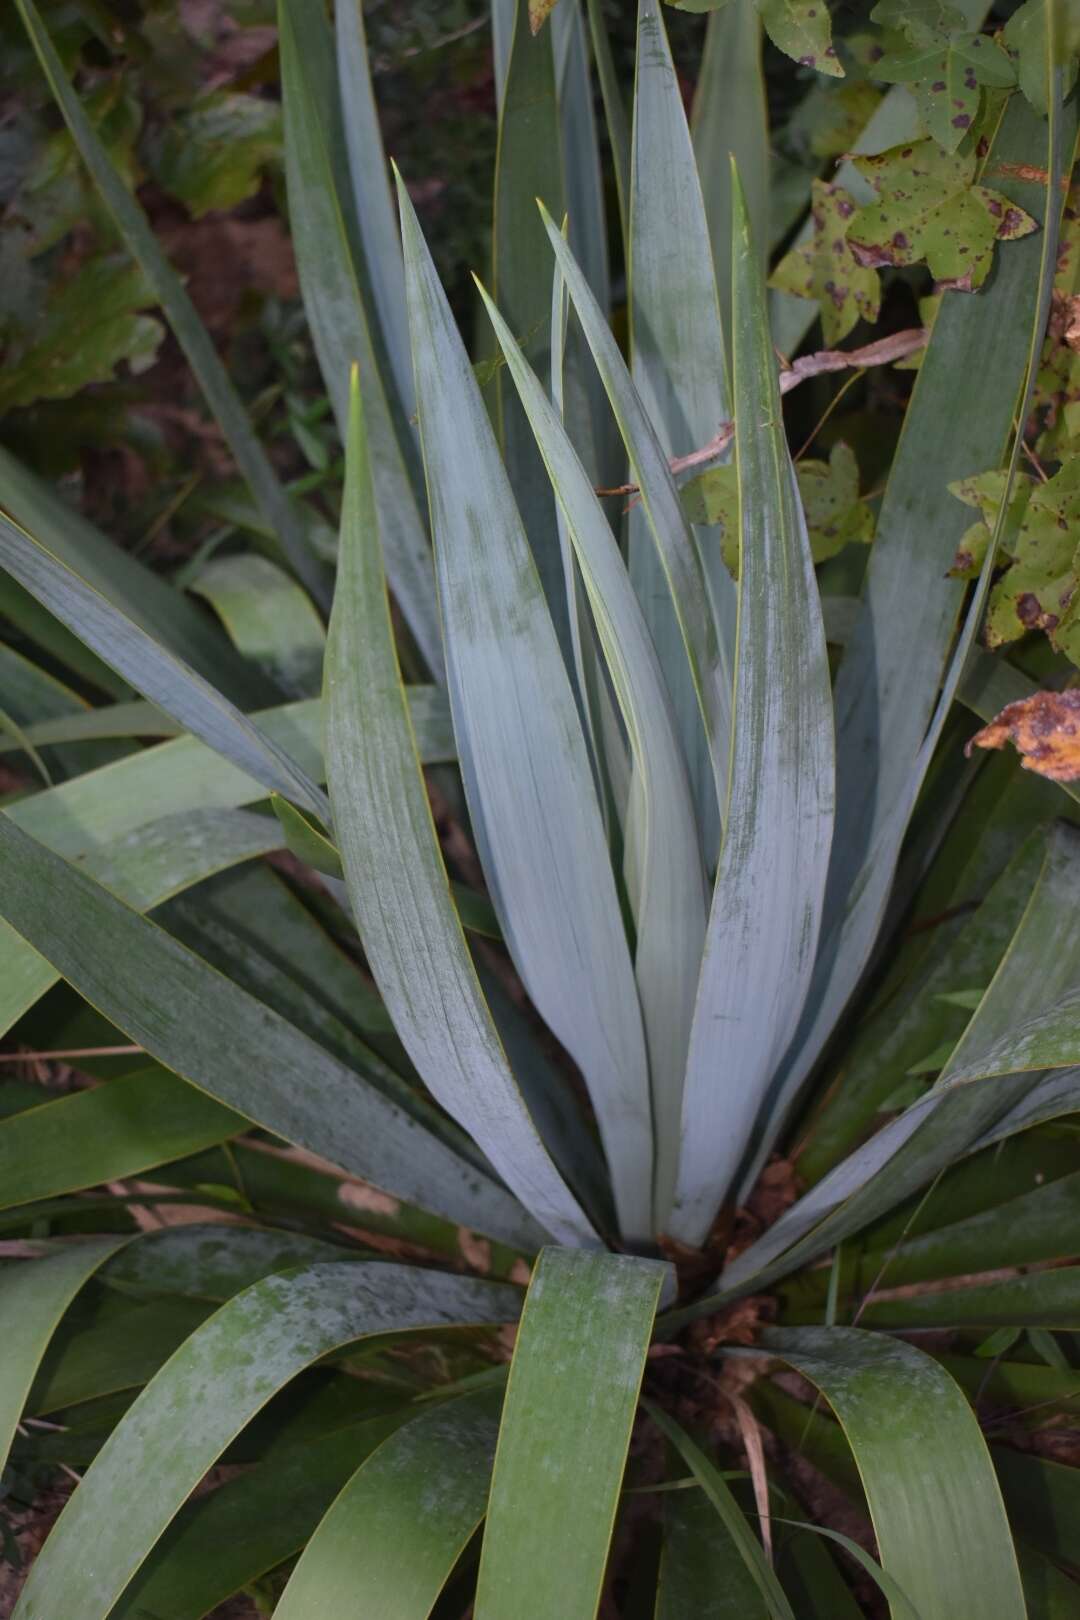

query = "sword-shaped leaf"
[
  {"left": 326, "top": 370, "right": 599, "bottom": 1247},
  {"left": 759, "top": 1327, "right": 1026, "bottom": 1620},
  {"left": 477, "top": 280, "right": 706, "bottom": 1235},
  {"left": 277, "top": 0, "right": 440, "bottom": 673},
  {"left": 668, "top": 173, "right": 834, "bottom": 1245},
  {"left": 11, "top": 1264, "right": 520, "bottom": 1620},
  {"left": 630, "top": 0, "right": 734, "bottom": 859},
  {"left": 0, "top": 815, "right": 538, "bottom": 1248},
  {"left": 274, "top": 1390, "right": 502, "bottom": 1617},
  {"left": 474, "top": 1249, "right": 665, "bottom": 1618},
  {"left": 399, "top": 183, "right": 653, "bottom": 1240},
  {"left": 0, "top": 513, "right": 329, "bottom": 821}
]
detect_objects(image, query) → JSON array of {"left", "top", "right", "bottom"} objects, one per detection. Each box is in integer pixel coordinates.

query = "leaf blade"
[{"left": 474, "top": 1248, "right": 665, "bottom": 1619}]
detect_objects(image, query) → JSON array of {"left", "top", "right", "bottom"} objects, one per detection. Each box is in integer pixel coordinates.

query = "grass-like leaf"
[
  {"left": 11, "top": 1264, "right": 520, "bottom": 1620},
  {"left": 325, "top": 370, "right": 599, "bottom": 1246},
  {"left": 474, "top": 1249, "right": 665, "bottom": 1618},
  {"left": 400, "top": 183, "right": 654, "bottom": 1239},
  {"left": 668, "top": 173, "right": 834, "bottom": 1244},
  {"left": 275, "top": 1389, "right": 501, "bottom": 1616}
]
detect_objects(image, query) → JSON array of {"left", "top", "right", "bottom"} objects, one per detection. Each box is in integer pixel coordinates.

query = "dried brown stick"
[{"left": 596, "top": 326, "right": 929, "bottom": 499}]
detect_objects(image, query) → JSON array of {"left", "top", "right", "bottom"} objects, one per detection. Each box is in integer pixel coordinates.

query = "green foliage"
[
  {"left": 147, "top": 90, "right": 282, "bottom": 217},
  {"left": 0, "top": 254, "right": 163, "bottom": 415},
  {"left": 949, "top": 460, "right": 1080, "bottom": 664},
  {"left": 664, "top": 0, "right": 842, "bottom": 78},
  {"left": 2, "top": 1, "right": 1080, "bottom": 1616},
  {"left": 681, "top": 441, "right": 875, "bottom": 571},
  {"left": 769, "top": 179, "right": 880, "bottom": 344},
  {"left": 846, "top": 137, "right": 1038, "bottom": 288}
]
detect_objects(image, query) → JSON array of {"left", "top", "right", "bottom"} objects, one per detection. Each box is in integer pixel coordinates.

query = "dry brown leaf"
[
  {"left": 966, "top": 689, "right": 1080, "bottom": 781},
  {"left": 529, "top": 0, "right": 559, "bottom": 33}
]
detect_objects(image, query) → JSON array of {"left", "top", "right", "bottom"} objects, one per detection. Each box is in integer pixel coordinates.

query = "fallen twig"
[{"left": 596, "top": 326, "right": 929, "bottom": 499}]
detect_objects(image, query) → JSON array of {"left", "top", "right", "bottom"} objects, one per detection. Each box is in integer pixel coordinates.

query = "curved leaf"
[
  {"left": 759, "top": 1326, "right": 1026, "bottom": 1620},
  {"left": 275, "top": 1389, "right": 502, "bottom": 1617},
  {"left": 0, "top": 1238, "right": 125, "bottom": 1476},
  {"left": 11, "top": 1262, "right": 520, "bottom": 1620},
  {"left": 0, "top": 814, "right": 538, "bottom": 1249},
  {"left": 191, "top": 553, "right": 326, "bottom": 697},
  {"left": 326, "top": 371, "right": 598, "bottom": 1247},
  {"left": 112, "top": 1411, "right": 407, "bottom": 1620},
  {"left": 0, "top": 1068, "right": 243, "bottom": 1212},
  {"left": 474, "top": 1248, "right": 665, "bottom": 1619}
]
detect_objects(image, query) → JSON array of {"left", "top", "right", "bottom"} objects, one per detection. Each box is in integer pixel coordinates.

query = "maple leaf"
[
  {"left": 846, "top": 138, "right": 1038, "bottom": 290},
  {"left": 768, "top": 180, "right": 881, "bottom": 346},
  {"left": 665, "top": 0, "right": 843, "bottom": 76},
  {"left": 945, "top": 469, "right": 1027, "bottom": 577},
  {"left": 680, "top": 442, "right": 874, "bottom": 572},
  {"left": 948, "top": 460, "right": 1080, "bottom": 665},
  {"left": 1033, "top": 183, "right": 1080, "bottom": 457},
  {"left": 872, "top": 31, "right": 1015, "bottom": 153},
  {"left": 870, "top": 0, "right": 967, "bottom": 45}
]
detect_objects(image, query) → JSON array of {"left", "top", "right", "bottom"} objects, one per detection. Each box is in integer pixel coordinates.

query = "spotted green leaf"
[
  {"left": 757, "top": 0, "right": 843, "bottom": 76},
  {"left": 847, "top": 137, "right": 1038, "bottom": 289},
  {"left": 682, "top": 442, "right": 874, "bottom": 572},
  {"left": 768, "top": 180, "right": 880, "bottom": 345},
  {"left": 873, "top": 29, "right": 1015, "bottom": 152}
]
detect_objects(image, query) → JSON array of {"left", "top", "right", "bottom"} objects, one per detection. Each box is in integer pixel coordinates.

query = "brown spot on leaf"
[
  {"left": 966, "top": 689, "right": 1080, "bottom": 781},
  {"left": 1065, "top": 294, "right": 1080, "bottom": 354},
  {"left": 1016, "top": 591, "right": 1045, "bottom": 627}
]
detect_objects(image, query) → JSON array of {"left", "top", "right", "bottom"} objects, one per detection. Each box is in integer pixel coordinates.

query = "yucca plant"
[{"left": 3, "top": 0, "right": 1080, "bottom": 1614}]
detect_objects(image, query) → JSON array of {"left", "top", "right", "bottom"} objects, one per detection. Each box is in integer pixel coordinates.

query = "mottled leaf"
[
  {"left": 0, "top": 254, "right": 162, "bottom": 415},
  {"left": 757, "top": 0, "right": 843, "bottom": 76},
  {"left": 847, "top": 137, "right": 1038, "bottom": 288},
  {"left": 873, "top": 32, "right": 1015, "bottom": 153},
  {"left": 682, "top": 442, "right": 874, "bottom": 571},
  {"left": 768, "top": 181, "right": 880, "bottom": 345},
  {"left": 148, "top": 91, "right": 281, "bottom": 218}
]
